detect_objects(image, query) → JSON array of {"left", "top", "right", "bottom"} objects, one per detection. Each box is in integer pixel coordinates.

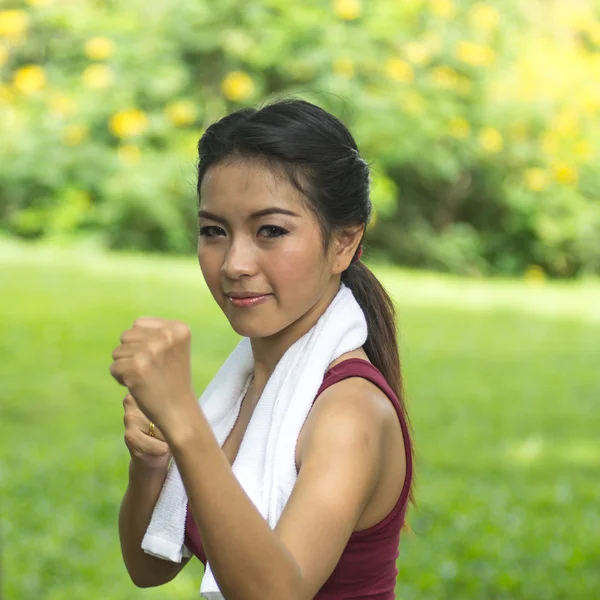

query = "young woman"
[{"left": 116, "top": 98, "right": 415, "bottom": 599}]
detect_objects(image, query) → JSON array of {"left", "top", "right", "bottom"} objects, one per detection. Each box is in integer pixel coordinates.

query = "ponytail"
[{"left": 342, "top": 254, "right": 417, "bottom": 520}]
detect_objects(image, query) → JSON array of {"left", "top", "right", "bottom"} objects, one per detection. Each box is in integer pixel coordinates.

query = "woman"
[{"left": 114, "top": 98, "right": 415, "bottom": 599}]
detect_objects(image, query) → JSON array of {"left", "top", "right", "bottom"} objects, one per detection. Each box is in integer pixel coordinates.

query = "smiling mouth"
[
  {"left": 227, "top": 294, "right": 272, "bottom": 307},
  {"left": 227, "top": 294, "right": 270, "bottom": 299}
]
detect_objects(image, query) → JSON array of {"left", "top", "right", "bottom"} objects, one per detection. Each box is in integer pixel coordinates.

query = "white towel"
[{"left": 141, "top": 282, "right": 367, "bottom": 598}]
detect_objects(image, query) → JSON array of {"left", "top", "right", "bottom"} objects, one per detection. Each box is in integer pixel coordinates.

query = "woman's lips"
[{"left": 227, "top": 294, "right": 272, "bottom": 307}]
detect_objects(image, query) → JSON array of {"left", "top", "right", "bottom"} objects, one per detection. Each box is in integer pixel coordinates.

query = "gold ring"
[{"left": 148, "top": 421, "right": 155, "bottom": 437}]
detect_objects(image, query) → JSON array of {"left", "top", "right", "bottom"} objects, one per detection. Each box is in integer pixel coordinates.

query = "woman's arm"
[
  {"left": 118, "top": 458, "right": 192, "bottom": 588},
  {"left": 164, "top": 377, "right": 389, "bottom": 600}
]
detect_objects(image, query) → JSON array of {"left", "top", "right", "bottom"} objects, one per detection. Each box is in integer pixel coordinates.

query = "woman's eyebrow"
[{"left": 197, "top": 207, "right": 301, "bottom": 223}]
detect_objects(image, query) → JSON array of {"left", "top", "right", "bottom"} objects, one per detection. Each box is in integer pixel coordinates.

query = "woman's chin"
[
  {"left": 225, "top": 314, "right": 283, "bottom": 339},
  {"left": 231, "top": 323, "right": 270, "bottom": 338}
]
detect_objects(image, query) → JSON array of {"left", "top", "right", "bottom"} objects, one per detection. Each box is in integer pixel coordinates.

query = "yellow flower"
[
  {"left": 479, "top": 127, "right": 503, "bottom": 153},
  {"left": 61, "top": 124, "right": 89, "bottom": 147},
  {"left": 82, "top": 64, "right": 114, "bottom": 89},
  {"left": 402, "top": 90, "right": 426, "bottom": 116},
  {"left": 333, "top": 0, "right": 361, "bottom": 21},
  {"left": 523, "top": 168, "right": 549, "bottom": 192},
  {"left": 552, "top": 162, "right": 578, "bottom": 185},
  {"left": 524, "top": 264, "right": 546, "bottom": 284},
  {"left": 555, "top": 3, "right": 593, "bottom": 30},
  {"left": 165, "top": 99, "right": 197, "bottom": 127},
  {"left": 13, "top": 65, "right": 46, "bottom": 94},
  {"left": 384, "top": 58, "right": 414, "bottom": 83},
  {"left": 456, "top": 41, "right": 495, "bottom": 67},
  {"left": 50, "top": 93, "right": 77, "bottom": 118},
  {"left": 117, "top": 144, "right": 141, "bottom": 166},
  {"left": 574, "top": 139, "right": 592, "bottom": 161},
  {"left": 469, "top": 3, "right": 500, "bottom": 32},
  {"left": 540, "top": 131, "right": 559, "bottom": 156},
  {"left": 0, "top": 45, "right": 8, "bottom": 67},
  {"left": 221, "top": 71, "right": 255, "bottom": 102},
  {"left": 581, "top": 88, "right": 600, "bottom": 115},
  {"left": 430, "top": 65, "right": 459, "bottom": 88},
  {"left": 109, "top": 109, "right": 149, "bottom": 138},
  {"left": 333, "top": 57, "right": 355, "bottom": 78},
  {"left": 448, "top": 117, "right": 470, "bottom": 139},
  {"left": 404, "top": 41, "right": 433, "bottom": 66},
  {"left": 84, "top": 37, "right": 115, "bottom": 61},
  {"left": 552, "top": 110, "right": 579, "bottom": 137},
  {"left": 0, "top": 10, "right": 28, "bottom": 38},
  {"left": 429, "top": 0, "right": 455, "bottom": 18},
  {"left": 588, "top": 21, "right": 600, "bottom": 46}
]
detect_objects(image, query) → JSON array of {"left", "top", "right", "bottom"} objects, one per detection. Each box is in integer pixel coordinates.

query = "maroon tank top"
[{"left": 184, "top": 358, "right": 413, "bottom": 599}]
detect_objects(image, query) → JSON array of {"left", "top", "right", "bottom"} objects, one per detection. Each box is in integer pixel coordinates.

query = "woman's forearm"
[
  {"left": 118, "top": 459, "right": 189, "bottom": 587},
  {"left": 166, "top": 408, "right": 303, "bottom": 600}
]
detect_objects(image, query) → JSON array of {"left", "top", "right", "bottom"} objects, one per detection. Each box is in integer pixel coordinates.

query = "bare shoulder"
[
  {"left": 309, "top": 347, "right": 396, "bottom": 440},
  {"left": 296, "top": 347, "right": 398, "bottom": 470},
  {"left": 296, "top": 373, "right": 397, "bottom": 477}
]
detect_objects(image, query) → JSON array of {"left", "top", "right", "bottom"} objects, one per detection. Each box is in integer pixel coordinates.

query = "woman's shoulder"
[
  {"left": 325, "top": 347, "right": 372, "bottom": 372},
  {"left": 321, "top": 348, "right": 391, "bottom": 420},
  {"left": 295, "top": 349, "right": 394, "bottom": 474}
]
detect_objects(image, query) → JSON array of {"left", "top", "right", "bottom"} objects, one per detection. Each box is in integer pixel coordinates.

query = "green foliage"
[
  {"left": 1, "top": 0, "right": 599, "bottom": 275},
  {"left": 1, "top": 238, "right": 599, "bottom": 598}
]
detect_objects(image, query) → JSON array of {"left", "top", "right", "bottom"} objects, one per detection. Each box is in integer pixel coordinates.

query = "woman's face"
[{"left": 197, "top": 160, "right": 337, "bottom": 339}]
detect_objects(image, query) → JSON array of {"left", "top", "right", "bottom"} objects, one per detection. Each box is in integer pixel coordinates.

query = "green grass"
[{"left": 1, "top": 235, "right": 598, "bottom": 599}]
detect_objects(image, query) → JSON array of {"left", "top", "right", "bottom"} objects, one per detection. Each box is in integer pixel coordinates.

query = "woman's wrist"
[{"left": 128, "top": 456, "right": 170, "bottom": 482}]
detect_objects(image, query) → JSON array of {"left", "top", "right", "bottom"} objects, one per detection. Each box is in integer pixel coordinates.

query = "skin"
[
  {"left": 113, "top": 159, "right": 407, "bottom": 598},
  {"left": 197, "top": 158, "right": 364, "bottom": 393}
]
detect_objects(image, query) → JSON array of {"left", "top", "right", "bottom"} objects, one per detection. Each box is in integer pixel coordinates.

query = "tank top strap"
[{"left": 316, "top": 358, "right": 398, "bottom": 403}]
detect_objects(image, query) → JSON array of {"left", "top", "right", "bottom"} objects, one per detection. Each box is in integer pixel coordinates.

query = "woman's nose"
[{"left": 221, "top": 239, "right": 257, "bottom": 278}]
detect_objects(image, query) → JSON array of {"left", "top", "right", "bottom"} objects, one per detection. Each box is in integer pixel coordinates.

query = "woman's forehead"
[{"left": 200, "top": 161, "right": 308, "bottom": 214}]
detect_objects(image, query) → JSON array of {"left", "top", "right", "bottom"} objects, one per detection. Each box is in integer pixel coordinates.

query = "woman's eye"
[
  {"left": 199, "top": 225, "right": 288, "bottom": 238},
  {"left": 199, "top": 226, "right": 224, "bottom": 237},
  {"left": 259, "top": 225, "right": 288, "bottom": 238}
]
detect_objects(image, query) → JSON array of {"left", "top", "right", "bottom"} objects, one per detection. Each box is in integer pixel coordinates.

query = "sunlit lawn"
[{"left": 1, "top": 236, "right": 598, "bottom": 599}]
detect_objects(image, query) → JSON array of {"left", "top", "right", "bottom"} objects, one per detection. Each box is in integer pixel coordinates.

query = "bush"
[{"left": 0, "top": 0, "right": 599, "bottom": 276}]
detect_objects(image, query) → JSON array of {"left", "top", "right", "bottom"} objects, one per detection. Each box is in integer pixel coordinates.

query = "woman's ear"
[{"left": 331, "top": 224, "right": 365, "bottom": 274}]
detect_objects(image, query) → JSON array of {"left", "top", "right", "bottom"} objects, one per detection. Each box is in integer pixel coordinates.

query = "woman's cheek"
[
  {"left": 277, "top": 241, "right": 316, "bottom": 281},
  {"left": 277, "top": 256, "right": 312, "bottom": 287}
]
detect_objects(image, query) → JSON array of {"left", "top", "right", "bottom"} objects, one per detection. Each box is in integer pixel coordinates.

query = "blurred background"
[{"left": 1, "top": 0, "right": 598, "bottom": 598}]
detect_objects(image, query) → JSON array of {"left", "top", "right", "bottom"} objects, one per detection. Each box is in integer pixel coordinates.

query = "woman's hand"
[
  {"left": 110, "top": 317, "right": 199, "bottom": 438},
  {"left": 123, "top": 393, "right": 172, "bottom": 471}
]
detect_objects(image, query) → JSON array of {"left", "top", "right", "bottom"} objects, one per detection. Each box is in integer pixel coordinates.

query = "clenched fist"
[{"left": 110, "top": 317, "right": 199, "bottom": 439}]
